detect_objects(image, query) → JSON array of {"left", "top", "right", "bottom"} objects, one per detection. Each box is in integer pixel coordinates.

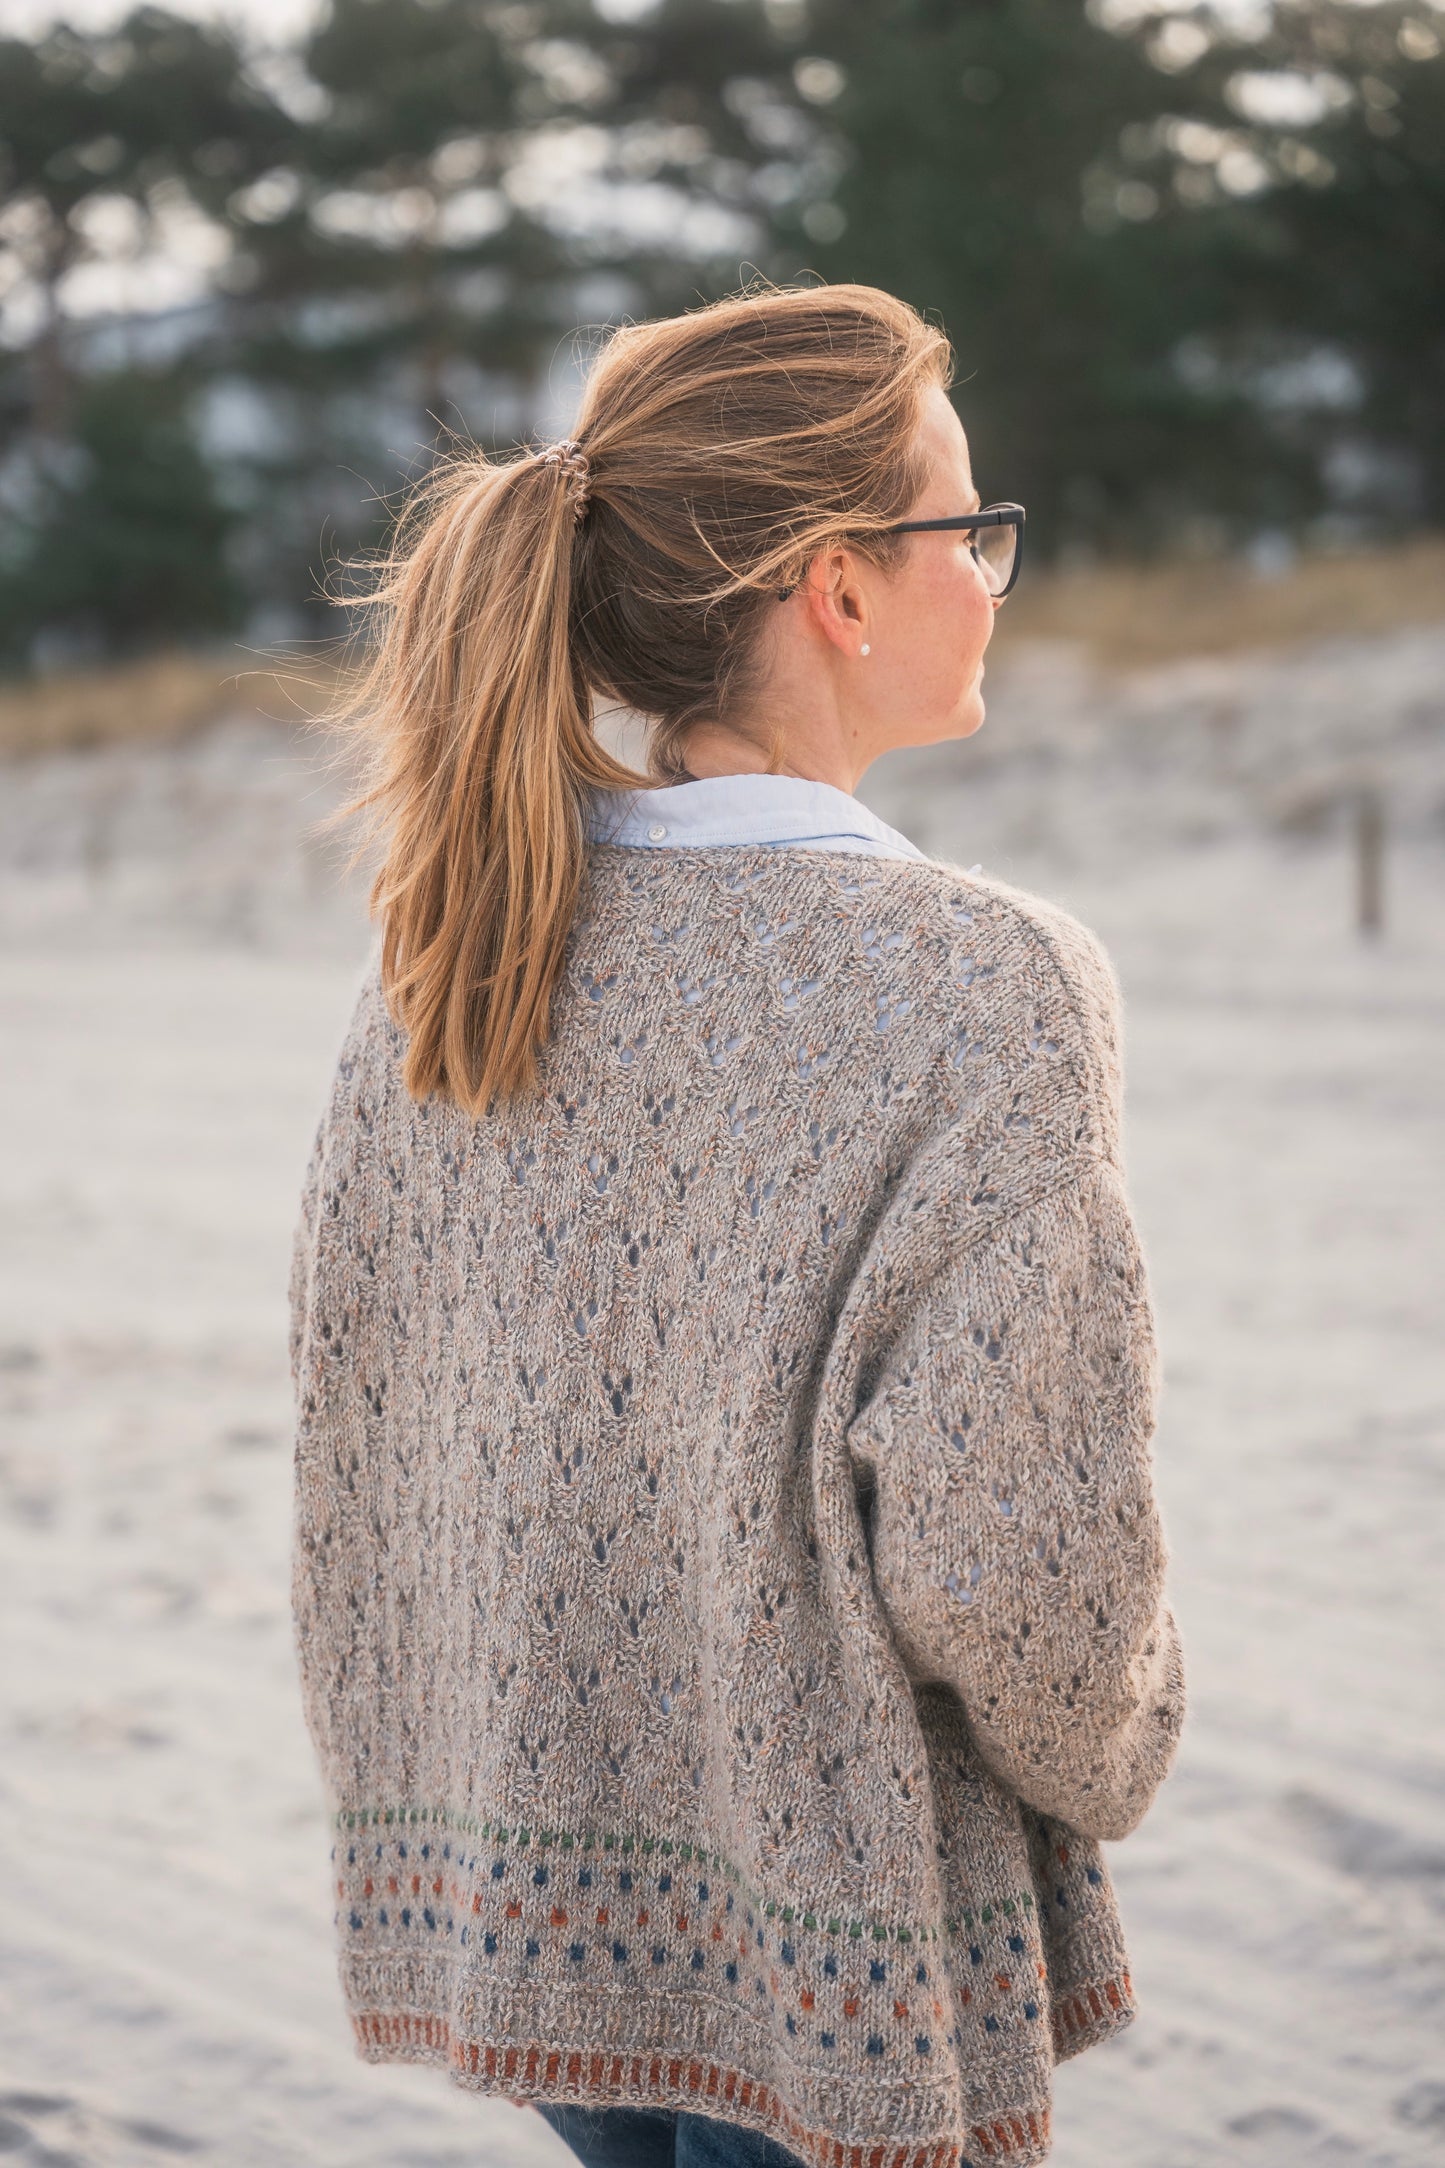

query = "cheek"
[
  {"left": 917, "top": 558, "right": 992, "bottom": 682},
  {"left": 889, "top": 553, "right": 993, "bottom": 693},
  {"left": 957, "top": 562, "right": 995, "bottom": 664}
]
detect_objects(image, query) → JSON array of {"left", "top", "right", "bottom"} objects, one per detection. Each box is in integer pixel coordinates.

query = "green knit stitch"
[{"left": 335, "top": 1803, "right": 1040, "bottom": 1946}]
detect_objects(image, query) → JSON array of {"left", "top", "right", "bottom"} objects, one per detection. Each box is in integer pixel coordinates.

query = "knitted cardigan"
[{"left": 288, "top": 833, "right": 1186, "bottom": 2168}]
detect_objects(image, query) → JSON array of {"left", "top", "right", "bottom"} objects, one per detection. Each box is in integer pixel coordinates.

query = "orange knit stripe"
[
  {"left": 1050, "top": 1972, "right": 1135, "bottom": 2051},
  {"left": 350, "top": 2009, "right": 1063, "bottom": 2164}
]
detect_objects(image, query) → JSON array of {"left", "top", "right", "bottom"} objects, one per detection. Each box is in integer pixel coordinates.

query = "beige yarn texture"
[{"left": 289, "top": 839, "right": 1186, "bottom": 2168}]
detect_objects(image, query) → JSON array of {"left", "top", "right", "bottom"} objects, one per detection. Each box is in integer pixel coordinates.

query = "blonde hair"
[{"left": 329, "top": 281, "right": 951, "bottom": 1113}]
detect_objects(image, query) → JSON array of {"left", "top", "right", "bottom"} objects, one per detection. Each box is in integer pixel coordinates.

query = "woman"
[{"left": 289, "top": 281, "right": 1185, "bottom": 2168}]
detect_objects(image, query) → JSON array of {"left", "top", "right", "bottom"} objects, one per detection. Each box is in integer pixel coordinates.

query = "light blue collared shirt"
[{"left": 585, "top": 772, "right": 929, "bottom": 863}]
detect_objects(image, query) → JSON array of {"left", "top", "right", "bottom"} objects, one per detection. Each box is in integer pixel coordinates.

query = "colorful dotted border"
[{"left": 334, "top": 1803, "right": 1038, "bottom": 1948}]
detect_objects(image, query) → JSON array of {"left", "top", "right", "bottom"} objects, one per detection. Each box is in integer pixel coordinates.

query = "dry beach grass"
[
  {"left": 1, "top": 536, "right": 1442, "bottom": 760},
  {"left": 999, "top": 534, "right": 1445, "bottom": 668}
]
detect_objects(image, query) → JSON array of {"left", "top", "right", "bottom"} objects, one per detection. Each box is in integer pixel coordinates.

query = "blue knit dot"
[
  {"left": 823, "top": 1954, "right": 838, "bottom": 1979},
  {"left": 1023, "top": 2001, "right": 1039, "bottom": 2020},
  {"left": 1087, "top": 1867, "right": 1103, "bottom": 1885},
  {"left": 346, "top": 1846, "right": 356, "bottom": 1866},
  {"left": 869, "top": 1958, "right": 886, "bottom": 1983},
  {"left": 985, "top": 2015, "right": 1000, "bottom": 2033},
  {"left": 570, "top": 1943, "right": 586, "bottom": 1963},
  {"left": 691, "top": 1949, "right": 705, "bottom": 1971},
  {"left": 820, "top": 2031, "right": 835, "bottom": 2050},
  {"left": 785, "top": 2014, "right": 796, "bottom": 2035},
  {"left": 483, "top": 1931, "right": 497, "bottom": 1954},
  {"left": 970, "top": 1944, "right": 983, "bottom": 1965},
  {"left": 725, "top": 1962, "right": 738, "bottom": 1983},
  {"left": 348, "top": 1911, "right": 363, "bottom": 1931},
  {"left": 420, "top": 1842, "right": 431, "bottom": 1860},
  {"left": 651, "top": 1945, "right": 667, "bottom": 1966},
  {"left": 697, "top": 1880, "right": 710, "bottom": 1902},
  {"left": 915, "top": 2036, "right": 932, "bottom": 2055},
  {"left": 578, "top": 1867, "right": 592, "bottom": 1888},
  {"left": 619, "top": 1870, "right": 633, "bottom": 1893},
  {"left": 398, "top": 1842, "right": 408, "bottom": 1859},
  {"left": 658, "top": 1872, "right": 672, "bottom": 1893},
  {"left": 612, "top": 1941, "right": 628, "bottom": 1963},
  {"left": 755, "top": 1929, "right": 764, "bottom": 1949},
  {"left": 423, "top": 1908, "right": 436, "bottom": 1930},
  {"left": 915, "top": 1961, "right": 928, "bottom": 1984},
  {"left": 400, "top": 1908, "right": 411, "bottom": 1927},
  {"left": 866, "top": 2035, "right": 884, "bottom": 2057},
  {"left": 1007, "top": 1934, "right": 1024, "bottom": 1953},
  {"left": 533, "top": 1863, "right": 549, "bottom": 1887},
  {"left": 491, "top": 1859, "right": 506, "bottom": 1879},
  {"left": 379, "top": 1908, "right": 389, "bottom": 1926},
  {"left": 780, "top": 1940, "right": 796, "bottom": 1966}
]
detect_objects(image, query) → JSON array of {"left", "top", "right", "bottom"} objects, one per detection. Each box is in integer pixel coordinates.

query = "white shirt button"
[{"left": 647, "top": 822, "right": 668, "bottom": 841}]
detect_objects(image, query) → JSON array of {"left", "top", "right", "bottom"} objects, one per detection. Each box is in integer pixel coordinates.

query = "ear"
[{"left": 801, "top": 546, "right": 870, "bottom": 660}]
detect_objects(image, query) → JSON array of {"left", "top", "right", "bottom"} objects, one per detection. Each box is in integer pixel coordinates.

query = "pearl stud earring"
[{"left": 860, "top": 643, "right": 871, "bottom": 656}]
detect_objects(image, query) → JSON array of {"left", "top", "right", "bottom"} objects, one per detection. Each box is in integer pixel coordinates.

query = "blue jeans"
[{"left": 535, "top": 2100, "right": 807, "bottom": 2168}]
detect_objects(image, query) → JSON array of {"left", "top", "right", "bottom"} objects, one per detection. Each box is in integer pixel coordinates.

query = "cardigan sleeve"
[
  {"left": 287, "top": 1112, "right": 336, "bottom": 1786},
  {"left": 839, "top": 881, "right": 1187, "bottom": 1841},
  {"left": 287, "top": 1096, "right": 368, "bottom": 1806},
  {"left": 288, "top": 1116, "right": 326, "bottom": 1390},
  {"left": 845, "top": 1152, "right": 1185, "bottom": 1844}
]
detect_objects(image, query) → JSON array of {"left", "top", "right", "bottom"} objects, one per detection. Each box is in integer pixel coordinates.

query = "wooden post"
[
  {"left": 1208, "top": 699, "right": 1240, "bottom": 781},
  {"left": 1354, "top": 782, "right": 1384, "bottom": 939}
]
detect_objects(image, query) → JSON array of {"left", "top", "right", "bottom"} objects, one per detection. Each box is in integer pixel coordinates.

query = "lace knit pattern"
[{"left": 289, "top": 844, "right": 1186, "bottom": 2168}]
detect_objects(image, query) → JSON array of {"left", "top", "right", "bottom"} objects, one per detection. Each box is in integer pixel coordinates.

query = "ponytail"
[
  {"left": 327, "top": 444, "right": 646, "bottom": 1114},
  {"left": 323, "top": 281, "right": 950, "bottom": 1114}
]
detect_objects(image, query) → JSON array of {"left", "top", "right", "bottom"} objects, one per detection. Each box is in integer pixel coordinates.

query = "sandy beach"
[{"left": 2, "top": 625, "right": 1442, "bottom": 2167}]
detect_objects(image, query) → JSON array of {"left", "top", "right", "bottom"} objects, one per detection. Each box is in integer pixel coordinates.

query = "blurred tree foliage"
[
  {"left": 0, "top": 5, "right": 295, "bottom": 432},
  {"left": 0, "top": 5, "right": 291, "bottom": 661},
  {"left": 777, "top": 0, "right": 1444, "bottom": 548},
  {"left": 0, "top": 370, "right": 240, "bottom": 659},
  {"left": 0, "top": 0, "right": 1440, "bottom": 665}
]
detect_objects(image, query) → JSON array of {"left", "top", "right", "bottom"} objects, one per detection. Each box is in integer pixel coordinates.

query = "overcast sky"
[
  {"left": 8, "top": 0, "right": 1386, "bottom": 41},
  {"left": 4, "top": 0, "right": 324, "bottom": 39},
  {"left": 7, "top": 0, "right": 1425, "bottom": 49},
  {"left": 3, "top": 0, "right": 663, "bottom": 37}
]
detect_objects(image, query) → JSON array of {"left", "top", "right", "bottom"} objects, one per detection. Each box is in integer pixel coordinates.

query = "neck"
[{"left": 675, "top": 718, "right": 868, "bottom": 795}]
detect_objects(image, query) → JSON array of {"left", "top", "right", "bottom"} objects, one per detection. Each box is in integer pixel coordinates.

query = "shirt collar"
[{"left": 584, "top": 772, "right": 927, "bottom": 862}]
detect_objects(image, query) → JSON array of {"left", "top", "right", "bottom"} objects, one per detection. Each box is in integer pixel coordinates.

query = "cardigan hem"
[{"left": 349, "top": 2011, "right": 1068, "bottom": 2166}]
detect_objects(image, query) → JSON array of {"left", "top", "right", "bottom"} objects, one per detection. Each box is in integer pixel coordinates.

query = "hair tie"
[{"left": 539, "top": 437, "right": 591, "bottom": 523}]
